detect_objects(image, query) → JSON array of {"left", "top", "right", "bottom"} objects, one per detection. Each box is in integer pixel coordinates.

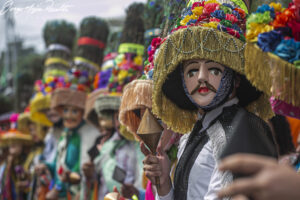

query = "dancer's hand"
[
  {"left": 16, "top": 180, "right": 30, "bottom": 191},
  {"left": 35, "top": 163, "right": 48, "bottom": 175},
  {"left": 141, "top": 142, "right": 172, "bottom": 196},
  {"left": 121, "top": 184, "right": 139, "bottom": 199},
  {"left": 82, "top": 161, "right": 95, "bottom": 179},
  {"left": 218, "top": 153, "right": 300, "bottom": 200}
]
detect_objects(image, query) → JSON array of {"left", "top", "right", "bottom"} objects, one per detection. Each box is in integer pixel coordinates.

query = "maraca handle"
[{"left": 155, "top": 176, "right": 160, "bottom": 189}]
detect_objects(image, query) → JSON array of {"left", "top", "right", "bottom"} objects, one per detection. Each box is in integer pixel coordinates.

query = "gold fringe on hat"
[
  {"left": 152, "top": 26, "right": 273, "bottom": 134},
  {"left": 18, "top": 112, "right": 31, "bottom": 135},
  {"left": 84, "top": 88, "right": 108, "bottom": 127},
  {"left": 30, "top": 93, "right": 53, "bottom": 127},
  {"left": 119, "top": 80, "right": 153, "bottom": 137},
  {"left": 245, "top": 43, "right": 300, "bottom": 108},
  {"left": 1, "top": 129, "right": 33, "bottom": 147},
  {"left": 51, "top": 88, "right": 87, "bottom": 112},
  {"left": 18, "top": 112, "right": 49, "bottom": 141}
]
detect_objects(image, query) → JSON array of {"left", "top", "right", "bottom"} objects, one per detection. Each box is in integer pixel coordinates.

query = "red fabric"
[{"left": 77, "top": 37, "right": 106, "bottom": 49}]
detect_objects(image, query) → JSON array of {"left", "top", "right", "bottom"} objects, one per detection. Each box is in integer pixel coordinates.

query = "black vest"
[{"left": 173, "top": 104, "right": 275, "bottom": 200}]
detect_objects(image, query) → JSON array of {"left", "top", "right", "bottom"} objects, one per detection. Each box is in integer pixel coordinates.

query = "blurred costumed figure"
[
  {"left": 40, "top": 18, "right": 76, "bottom": 170},
  {"left": 27, "top": 80, "right": 63, "bottom": 200},
  {"left": 141, "top": 0, "right": 280, "bottom": 199},
  {"left": 81, "top": 3, "right": 145, "bottom": 200},
  {"left": 35, "top": 69, "right": 99, "bottom": 200},
  {"left": 0, "top": 114, "right": 33, "bottom": 200}
]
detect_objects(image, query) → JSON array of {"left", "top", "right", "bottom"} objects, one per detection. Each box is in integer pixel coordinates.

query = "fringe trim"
[
  {"left": 51, "top": 88, "right": 87, "bottom": 111},
  {"left": 153, "top": 27, "right": 246, "bottom": 134},
  {"left": 245, "top": 43, "right": 300, "bottom": 107},
  {"left": 245, "top": 93, "right": 275, "bottom": 122},
  {"left": 119, "top": 80, "right": 153, "bottom": 136}
]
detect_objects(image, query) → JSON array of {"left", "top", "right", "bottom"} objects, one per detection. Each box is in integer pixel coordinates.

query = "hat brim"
[
  {"left": 1, "top": 130, "right": 33, "bottom": 147},
  {"left": 84, "top": 88, "right": 108, "bottom": 127},
  {"left": 153, "top": 26, "right": 274, "bottom": 134},
  {"left": 51, "top": 88, "right": 86, "bottom": 112}
]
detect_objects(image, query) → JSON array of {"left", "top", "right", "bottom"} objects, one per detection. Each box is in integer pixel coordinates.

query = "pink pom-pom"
[{"left": 10, "top": 113, "right": 19, "bottom": 122}]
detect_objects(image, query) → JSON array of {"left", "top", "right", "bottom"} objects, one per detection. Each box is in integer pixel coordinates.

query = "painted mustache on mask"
[
  {"left": 63, "top": 118, "right": 78, "bottom": 123},
  {"left": 191, "top": 81, "right": 217, "bottom": 95}
]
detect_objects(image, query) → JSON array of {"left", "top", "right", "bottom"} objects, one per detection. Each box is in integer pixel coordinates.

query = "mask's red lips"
[{"left": 198, "top": 87, "right": 209, "bottom": 93}]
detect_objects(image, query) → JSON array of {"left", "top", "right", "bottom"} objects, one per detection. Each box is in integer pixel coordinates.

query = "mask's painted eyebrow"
[
  {"left": 205, "top": 60, "right": 214, "bottom": 64},
  {"left": 183, "top": 60, "right": 200, "bottom": 69}
]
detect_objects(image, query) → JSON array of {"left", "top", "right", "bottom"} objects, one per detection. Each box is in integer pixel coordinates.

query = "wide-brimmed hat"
[
  {"left": 94, "top": 93, "right": 121, "bottom": 120},
  {"left": 244, "top": 2, "right": 300, "bottom": 119},
  {"left": 84, "top": 88, "right": 108, "bottom": 127},
  {"left": 119, "top": 79, "right": 153, "bottom": 135},
  {"left": 152, "top": 0, "right": 274, "bottom": 133},
  {"left": 50, "top": 69, "right": 92, "bottom": 113},
  {"left": 51, "top": 88, "right": 87, "bottom": 112},
  {"left": 30, "top": 92, "right": 53, "bottom": 127},
  {"left": 1, "top": 113, "right": 32, "bottom": 147}
]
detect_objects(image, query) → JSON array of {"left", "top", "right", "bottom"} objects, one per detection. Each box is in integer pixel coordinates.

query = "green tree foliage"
[{"left": 15, "top": 53, "right": 44, "bottom": 112}]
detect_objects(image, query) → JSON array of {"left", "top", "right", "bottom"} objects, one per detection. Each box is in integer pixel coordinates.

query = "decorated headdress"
[
  {"left": 85, "top": 53, "right": 119, "bottom": 127},
  {"left": 29, "top": 80, "right": 53, "bottom": 127},
  {"left": 94, "top": 92, "right": 122, "bottom": 120},
  {"left": 18, "top": 109, "right": 49, "bottom": 141},
  {"left": 151, "top": 0, "right": 276, "bottom": 134},
  {"left": 0, "top": 113, "right": 32, "bottom": 147},
  {"left": 94, "top": 91, "right": 135, "bottom": 140},
  {"left": 43, "top": 20, "right": 76, "bottom": 78},
  {"left": 244, "top": 1, "right": 300, "bottom": 119},
  {"left": 108, "top": 3, "right": 145, "bottom": 93},
  {"left": 51, "top": 69, "right": 92, "bottom": 112},
  {"left": 74, "top": 17, "right": 109, "bottom": 78},
  {"left": 119, "top": 79, "right": 153, "bottom": 136}
]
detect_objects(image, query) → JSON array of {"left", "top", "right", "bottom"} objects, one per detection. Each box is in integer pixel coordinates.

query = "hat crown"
[{"left": 173, "top": 0, "right": 247, "bottom": 41}]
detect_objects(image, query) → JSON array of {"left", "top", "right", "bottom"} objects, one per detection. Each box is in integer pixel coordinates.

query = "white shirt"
[
  {"left": 157, "top": 98, "right": 239, "bottom": 200},
  {"left": 96, "top": 132, "right": 137, "bottom": 200}
]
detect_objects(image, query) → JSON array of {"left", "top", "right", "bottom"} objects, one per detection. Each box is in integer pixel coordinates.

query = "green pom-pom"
[
  {"left": 167, "top": 144, "right": 178, "bottom": 162},
  {"left": 220, "top": 19, "right": 232, "bottom": 27}
]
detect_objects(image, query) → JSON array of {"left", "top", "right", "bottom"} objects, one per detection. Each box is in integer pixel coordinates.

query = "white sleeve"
[
  {"left": 156, "top": 187, "right": 174, "bottom": 200},
  {"left": 203, "top": 160, "right": 222, "bottom": 200}
]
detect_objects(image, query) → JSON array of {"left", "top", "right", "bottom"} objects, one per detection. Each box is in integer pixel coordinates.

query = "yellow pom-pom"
[
  {"left": 246, "top": 23, "right": 274, "bottom": 41},
  {"left": 45, "top": 86, "right": 52, "bottom": 93},
  {"left": 269, "top": 2, "right": 284, "bottom": 12},
  {"left": 192, "top": 6, "right": 203, "bottom": 16},
  {"left": 204, "top": 0, "right": 219, "bottom": 5},
  {"left": 118, "top": 70, "right": 128, "bottom": 83},
  {"left": 202, "top": 22, "right": 218, "bottom": 29},
  {"left": 180, "top": 15, "right": 191, "bottom": 26},
  {"left": 134, "top": 56, "right": 143, "bottom": 66},
  {"left": 45, "top": 76, "right": 54, "bottom": 83}
]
